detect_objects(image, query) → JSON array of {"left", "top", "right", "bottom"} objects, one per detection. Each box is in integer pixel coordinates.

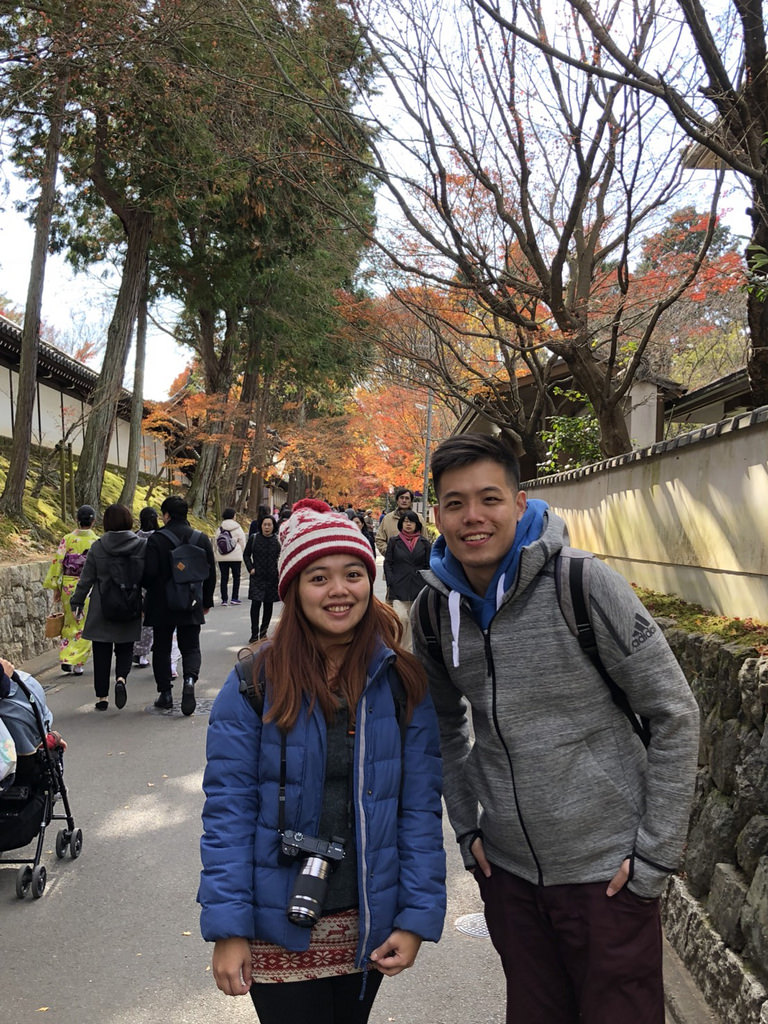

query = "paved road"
[{"left": 1, "top": 576, "right": 505, "bottom": 1024}]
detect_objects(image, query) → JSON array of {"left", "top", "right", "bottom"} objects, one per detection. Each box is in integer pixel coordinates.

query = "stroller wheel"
[
  {"left": 55, "top": 829, "right": 69, "bottom": 859},
  {"left": 69, "top": 828, "right": 83, "bottom": 859},
  {"left": 31, "top": 865, "right": 47, "bottom": 899},
  {"left": 15, "top": 865, "right": 33, "bottom": 899}
]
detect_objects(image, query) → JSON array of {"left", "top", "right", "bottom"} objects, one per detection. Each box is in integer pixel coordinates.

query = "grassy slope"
[{"left": 0, "top": 446, "right": 217, "bottom": 562}]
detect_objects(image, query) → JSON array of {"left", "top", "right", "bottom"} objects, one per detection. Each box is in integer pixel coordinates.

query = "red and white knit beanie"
[{"left": 277, "top": 498, "right": 377, "bottom": 599}]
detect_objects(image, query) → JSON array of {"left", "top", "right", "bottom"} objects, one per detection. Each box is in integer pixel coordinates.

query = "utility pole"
[{"left": 422, "top": 389, "right": 433, "bottom": 521}]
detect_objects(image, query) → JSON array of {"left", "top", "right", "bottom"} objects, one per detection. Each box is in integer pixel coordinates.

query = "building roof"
[
  {"left": 665, "top": 368, "right": 752, "bottom": 425},
  {"left": 0, "top": 313, "right": 136, "bottom": 418}
]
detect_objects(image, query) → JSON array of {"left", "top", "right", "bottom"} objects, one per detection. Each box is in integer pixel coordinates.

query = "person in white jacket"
[{"left": 213, "top": 509, "right": 247, "bottom": 606}]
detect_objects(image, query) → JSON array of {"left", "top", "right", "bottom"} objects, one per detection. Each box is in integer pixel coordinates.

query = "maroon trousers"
[{"left": 476, "top": 865, "right": 664, "bottom": 1024}]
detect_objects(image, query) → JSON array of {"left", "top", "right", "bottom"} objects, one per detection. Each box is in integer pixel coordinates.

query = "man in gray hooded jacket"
[{"left": 412, "top": 433, "right": 699, "bottom": 1024}]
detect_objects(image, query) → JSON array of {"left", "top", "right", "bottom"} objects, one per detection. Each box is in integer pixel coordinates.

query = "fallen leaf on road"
[
  {"left": 36, "top": 1008, "right": 49, "bottom": 1013},
  {"left": 147, "top": 782, "right": 155, "bottom": 787},
  {"left": 182, "top": 931, "right": 191, "bottom": 936}
]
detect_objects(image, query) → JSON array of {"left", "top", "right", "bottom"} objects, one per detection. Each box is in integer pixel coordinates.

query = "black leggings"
[
  {"left": 91, "top": 640, "right": 133, "bottom": 699},
  {"left": 250, "top": 971, "right": 383, "bottom": 1024},
  {"left": 220, "top": 562, "right": 242, "bottom": 602},
  {"left": 249, "top": 600, "right": 274, "bottom": 640}
]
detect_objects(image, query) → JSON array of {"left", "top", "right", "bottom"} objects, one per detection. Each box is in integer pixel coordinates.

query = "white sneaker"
[
  {"left": 138, "top": 656, "right": 149, "bottom": 667},
  {"left": 73, "top": 666, "right": 84, "bottom": 675}
]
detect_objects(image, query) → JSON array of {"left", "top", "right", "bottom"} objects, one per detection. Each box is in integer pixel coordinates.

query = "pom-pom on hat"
[{"left": 277, "top": 498, "right": 377, "bottom": 599}]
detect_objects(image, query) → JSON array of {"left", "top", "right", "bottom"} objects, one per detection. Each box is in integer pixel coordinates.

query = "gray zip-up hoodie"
[{"left": 413, "top": 510, "right": 700, "bottom": 899}]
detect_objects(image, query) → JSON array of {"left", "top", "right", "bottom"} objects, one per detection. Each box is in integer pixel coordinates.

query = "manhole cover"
[
  {"left": 455, "top": 913, "right": 490, "bottom": 938},
  {"left": 145, "top": 698, "right": 214, "bottom": 718}
]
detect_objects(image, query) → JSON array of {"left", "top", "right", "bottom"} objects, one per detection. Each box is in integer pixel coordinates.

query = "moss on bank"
[
  {"left": 633, "top": 585, "right": 768, "bottom": 652},
  {"left": 0, "top": 445, "right": 216, "bottom": 558}
]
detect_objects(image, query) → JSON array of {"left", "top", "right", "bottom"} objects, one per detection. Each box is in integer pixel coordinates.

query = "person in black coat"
[
  {"left": 351, "top": 513, "right": 376, "bottom": 556},
  {"left": 142, "top": 496, "right": 216, "bottom": 715},
  {"left": 243, "top": 515, "right": 280, "bottom": 642},
  {"left": 383, "top": 511, "right": 431, "bottom": 652}
]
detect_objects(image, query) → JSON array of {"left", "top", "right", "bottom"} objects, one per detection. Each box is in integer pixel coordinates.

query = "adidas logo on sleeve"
[{"left": 632, "top": 613, "right": 656, "bottom": 649}]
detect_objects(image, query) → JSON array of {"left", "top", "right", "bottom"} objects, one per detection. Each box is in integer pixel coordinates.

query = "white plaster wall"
[
  {"left": 526, "top": 412, "right": 768, "bottom": 622},
  {"left": 2, "top": 366, "right": 164, "bottom": 474}
]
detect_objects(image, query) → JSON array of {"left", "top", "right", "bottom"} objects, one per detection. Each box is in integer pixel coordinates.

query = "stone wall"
[
  {"left": 661, "top": 626, "right": 768, "bottom": 1024},
  {"left": 0, "top": 559, "right": 56, "bottom": 664}
]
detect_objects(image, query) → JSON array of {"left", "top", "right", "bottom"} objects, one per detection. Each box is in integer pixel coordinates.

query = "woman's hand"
[
  {"left": 212, "top": 937, "right": 252, "bottom": 996},
  {"left": 53, "top": 588, "right": 61, "bottom": 602},
  {"left": 369, "top": 929, "right": 422, "bottom": 975}
]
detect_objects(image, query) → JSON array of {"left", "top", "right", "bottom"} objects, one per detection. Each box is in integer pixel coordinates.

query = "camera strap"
[
  {"left": 346, "top": 715, "right": 356, "bottom": 832},
  {"left": 278, "top": 731, "right": 288, "bottom": 834}
]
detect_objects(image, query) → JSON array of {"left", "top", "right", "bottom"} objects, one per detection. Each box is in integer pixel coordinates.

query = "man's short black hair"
[
  {"left": 431, "top": 434, "right": 521, "bottom": 497},
  {"left": 161, "top": 495, "right": 189, "bottom": 521},
  {"left": 394, "top": 487, "right": 413, "bottom": 502}
]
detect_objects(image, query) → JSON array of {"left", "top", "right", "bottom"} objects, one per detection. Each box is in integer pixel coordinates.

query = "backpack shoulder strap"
[
  {"left": 387, "top": 667, "right": 409, "bottom": 816},
  {"left": 416, "top": 587, "right": 444, "bottom": 669},
  {"left": 234, "top": 650, "right": 265, "bottom": 714},
  {"left": 190, "top": 529, "right": 202, "bottom": 546},
  {"left": 388, "top": 668, "right": 408, "bottom": 751},
  {"left": 555, "top": 548, "right": 651, "bottom": 749},
  {"left": 162, "top": 527, "right": 181, "bottom": 548}
]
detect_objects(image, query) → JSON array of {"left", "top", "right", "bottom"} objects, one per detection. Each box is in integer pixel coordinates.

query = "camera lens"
[{"left": 286, "top": 856, "right": 333, "bottom": 927}]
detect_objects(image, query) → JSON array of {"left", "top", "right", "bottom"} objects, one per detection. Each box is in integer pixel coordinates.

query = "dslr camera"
[{"left": 280, "top": 828, "right": 346, "bottom": 927}]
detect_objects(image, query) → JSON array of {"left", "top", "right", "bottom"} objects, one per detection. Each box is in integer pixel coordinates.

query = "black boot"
[
  {"left": 181, "top": 677, "right": 196, "bottom": 716},
  {"left": 154, "top": 689, "right": 173, "bottom": 710}
]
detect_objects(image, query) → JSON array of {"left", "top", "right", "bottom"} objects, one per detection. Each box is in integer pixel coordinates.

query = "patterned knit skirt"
[{"left": 249, "top": 909, "right": 361, "bottom": 983}]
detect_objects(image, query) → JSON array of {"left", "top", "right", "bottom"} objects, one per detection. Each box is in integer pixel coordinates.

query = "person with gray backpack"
[
  {"left": 70, "top": 504, "right": 146, "bottom": 712},
  {"left": 142, "top": 496, "right": 216, "bottom": 715},
  {"left": 213, "top": 508, "right": 246, "bottom": 606},
  {"left": 411, "top": 433, "right": 700, "bottom": 1024}
]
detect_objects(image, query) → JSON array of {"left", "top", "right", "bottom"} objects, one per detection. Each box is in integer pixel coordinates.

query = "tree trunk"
[
  {"left": 0, "top": 65, "right": 69, "bottom": 517},
  {"left": 246, "top": 470, "right": 264, "bottom": 516},
  {"left": 118, "top": 265, "right": 149, "bottom": 509},
  {"left": 186, "top": 438, "right": 221, "bottom": 516},
  {"left": 562, "top": 341, "right": 632, "bottom": 457},
  {"left": 746, "top": 192, "right": 768, "bottom": 408},
  {"left": 75, "top": 209, "right": 153, "bottom": 508},
  {"left": 185, "top": 307, "right": 240, "bottom": 515}
]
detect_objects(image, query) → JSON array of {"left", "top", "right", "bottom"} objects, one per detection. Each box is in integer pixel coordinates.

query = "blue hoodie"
[{"left": 429, "top": 498, "right": 549, "bottom": 631}]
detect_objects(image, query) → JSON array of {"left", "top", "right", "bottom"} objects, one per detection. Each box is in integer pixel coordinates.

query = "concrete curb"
[{"left": 664, "top": 939, "right": 720, "bottom": 1023}]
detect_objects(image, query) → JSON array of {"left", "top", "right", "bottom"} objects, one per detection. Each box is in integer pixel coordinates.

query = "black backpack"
[
  {"left": 416, "top": 547, "right": 651, "bottom": 748},
  {"left": 162, "top": 528, "right": 210, "bottom": 612},
  {"left": 99, "top": 552, "right": 145, "bottom": 622}
]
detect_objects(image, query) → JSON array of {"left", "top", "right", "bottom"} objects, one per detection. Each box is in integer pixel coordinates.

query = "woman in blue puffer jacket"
[{"left": 198, "top": 500, "right": 445, "bottom": 1024}]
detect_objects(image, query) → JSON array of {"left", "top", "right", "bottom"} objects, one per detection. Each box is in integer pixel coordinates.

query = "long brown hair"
[{"left": 252, "top": 580, "right": 427, "bottom": 731}]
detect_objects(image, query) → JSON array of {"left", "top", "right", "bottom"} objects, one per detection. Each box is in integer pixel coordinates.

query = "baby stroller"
[{"left": 0, "top": 673, "right": 82, "bottom": 898}]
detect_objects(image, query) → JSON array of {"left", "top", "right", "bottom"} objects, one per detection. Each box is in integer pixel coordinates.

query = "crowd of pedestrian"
[
  {"left": 35, "top": 454, "right": 700, "bottom": 1024},
  {"left": 45, "top": 496, "right": 216, "bottom": 716}
]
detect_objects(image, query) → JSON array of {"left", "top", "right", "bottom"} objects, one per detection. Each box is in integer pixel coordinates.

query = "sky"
[{"left": 0, "top": 167, "right": 191, "bottom": 402}]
